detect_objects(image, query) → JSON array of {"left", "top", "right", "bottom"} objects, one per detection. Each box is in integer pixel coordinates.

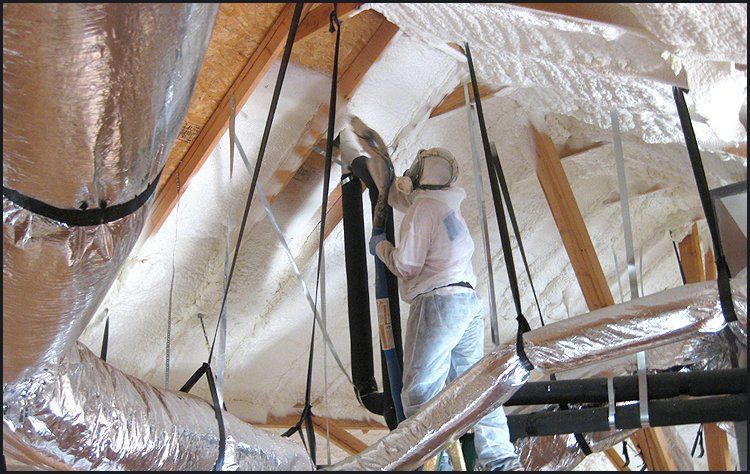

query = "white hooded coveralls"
[{"left": 375, "top": 183, "right": 520, "bottom": 471}]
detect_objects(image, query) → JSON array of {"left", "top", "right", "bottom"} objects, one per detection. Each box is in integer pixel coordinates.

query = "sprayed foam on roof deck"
[{"left": 369, "top": 3, "right": 747, "bottom": 148}]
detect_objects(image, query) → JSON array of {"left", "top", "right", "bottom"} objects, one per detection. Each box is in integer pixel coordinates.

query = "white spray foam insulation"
[
  {"left": 77, "top": 4, "right": 747, "bottom": 468},
  {"left": 369, "top": 2, "right": 747, "bottom": 147}
]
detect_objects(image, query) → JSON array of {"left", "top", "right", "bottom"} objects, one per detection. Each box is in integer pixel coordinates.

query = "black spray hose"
[{"left": 341, "top": 173, "right": 385, "bottom": 416}]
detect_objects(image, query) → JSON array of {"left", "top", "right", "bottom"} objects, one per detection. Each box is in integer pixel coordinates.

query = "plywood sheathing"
[
  {"left": 291, "top": 8, "right": 386, "bottom": 75},
  {"left": 162, "top": 3, "right": 286, "bottom": 191}
]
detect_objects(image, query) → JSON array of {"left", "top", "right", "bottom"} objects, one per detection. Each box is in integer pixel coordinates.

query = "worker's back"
[{"left": 395, "top": 186, "right": 476, "bottom": 302}]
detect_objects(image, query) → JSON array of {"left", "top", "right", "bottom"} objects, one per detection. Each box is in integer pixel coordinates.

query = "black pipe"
[
  {"left": 506, "top": 368, "right": 747, "bottom": 406},
  {"left": 508, "top": 394, "right": 747, "bottom": 441},
  {"left": 341, "top": 173, "right": 384, "bottom": 415}
]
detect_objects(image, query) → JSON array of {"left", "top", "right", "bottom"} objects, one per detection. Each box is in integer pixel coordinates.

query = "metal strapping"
[
  {"left": 611, "top": 108, "right": 639, "bottom": 301},
  {"left": 612, "top": 107, "right": 650, "bottom": 428},
  {"left": 215, "top": 97, "right": 237, "bottom": 409},
  {"left": 637, "top": 351, "right": 650, "bottom": 427},
  {"left": 208, "top": 2, "right": 304, "bottom": 364},
  {"left": 463, "top": 83, "right": 500, "bottom": 345},
  {"left": 612, "top": 246, "right": 625, "bottom": 303},
  {"left": 234, "top": 138, "right": 353, "bottom": 387},
  {"left": 166, "top": 169, "right": 181, "bottom": 389},
  {"left": 607, "top": 376, "right": 616, "bottom": 430}
]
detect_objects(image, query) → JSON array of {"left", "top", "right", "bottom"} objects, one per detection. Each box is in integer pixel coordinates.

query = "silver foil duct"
[
  {"left": 2, "top": 3, "right": 216, "bottom": 383},
  {"left": 3, "top": 342, "right": 315, "bottom": 471},
  {"left": 516, "top": 429, "right": 635, "bottom": 471},
  {"left": 3, "top": 3, "right": 315, "bottom": 470},
  {"left": 524, "top": 278, "right": 746, "bottom": 374},
  {"left": 330, "top": 344, "right": 531, "bottom": 470},
  {"left": 330, "top": 277, "right": 746, "bottom": 471}
]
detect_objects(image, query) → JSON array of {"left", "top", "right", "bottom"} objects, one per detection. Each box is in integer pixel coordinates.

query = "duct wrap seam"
[{"left": 3, "top": 4, "right": 315, "bottom": 470}]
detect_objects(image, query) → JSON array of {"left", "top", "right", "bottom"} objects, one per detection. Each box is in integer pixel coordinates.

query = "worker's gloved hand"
[{"left": 369, "top": 232, "right": 387, "bottom": 256}]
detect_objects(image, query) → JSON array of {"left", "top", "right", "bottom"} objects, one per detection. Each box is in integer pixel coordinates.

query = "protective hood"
[
  {"left": 413, "top": 186, "right": 467, "bottom": 210},
  {"left": 404, "top": 147, "right": 459, "bottom": 190}
]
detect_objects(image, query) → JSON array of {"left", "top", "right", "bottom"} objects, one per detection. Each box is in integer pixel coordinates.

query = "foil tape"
[
  {"left": 329, "top": 344, "right": 531, "bottom": 471},
  {"left": 3, "top": 342, "right": 315, "bottom": 471}
]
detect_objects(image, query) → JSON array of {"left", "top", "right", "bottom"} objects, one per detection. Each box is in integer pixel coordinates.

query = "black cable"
[
  {"left": 208, "top": 2, "right": 304, "bottom": 363},
  {"left": 464, "top": 42, "right": 534, "bottom": 371},
  {"left": 283, "top": 6, "right": 342, "bottom": 462},
  {"left": 670, "top": 231, "right": 688, "bottom": 285},
  {"left": 672, "top": 87, "right": 736, "bottom": 323},
  {"left": 489, "top": 142, "right": 545, "bottom": 327},
  {"left": 100, "top": 315, "right": 110, "bottom": 361}
]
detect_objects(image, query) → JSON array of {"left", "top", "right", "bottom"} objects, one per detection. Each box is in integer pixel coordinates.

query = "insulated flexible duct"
[
  {"left": 329, "top": 277, "right": 746, "bottom": 470},
  {"left": 3, "top": 4, "right": 314, "bottom": 470}
]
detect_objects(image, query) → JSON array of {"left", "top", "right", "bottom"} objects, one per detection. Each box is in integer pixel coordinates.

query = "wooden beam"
[
  {"left": 532, "top": 124, "right": 676, "bottom": 470},
  {"left": 605, "top": 448, "right": 632, "bottom": 471},
  {"left": 678, "top": 222, "right": 705, "bottom": 283},
  {"left": 277, "top": 17, "right": 398, "bottom": 240},
  {"left": 295, "top": 3, "right": 364, "bottom": 42},
  {"left": 310, "top": 416, "right": 369, "bottom": 455},
  {"left": 704, "top": 423, "right": 733, "bottom": 471},
  {"left": 531, "top": 125, "right": 615, "bottom": 310},
  {"left": 429, "top": 83, "right": 501, "bottom": 118},
  {"left": 631, "top": 428, "right": 678, "bottom": 471},
  {"left": 704, "top": 247, "right": 717, "bottom": 281},
  {"left": 147, "top": 4, "right": 312, "bottom": 237},
  {"left": 679, "top": 230, "right": 732, "bottom": 471},
  {"left": 253, "top": 414, "right": 387, "bottom": 431}
]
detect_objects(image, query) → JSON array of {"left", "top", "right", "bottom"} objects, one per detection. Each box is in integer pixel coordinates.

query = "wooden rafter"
[
  {"left": 679, "top": 227, "right": 733, "bottom": 471},
  {"left": 429, "top": 83, "right": 502, "bottom": 118},
  {"left": 253, "top": 414, "right": 387, "bottom": 431},
  {"left": 287, "top": 17, "right": 399, "bottom": 240},
  {"left": 310, "top": 416, "right": 369, "bottom": 455},
  {"left": 531, "top": 125, "right": 614, "bottom": 310},
  {"left": 532, "top": 125, "right": 676, "bottom": 471},
  {"left": 145, "top": 3, "right": 363, "bottom": 238}
]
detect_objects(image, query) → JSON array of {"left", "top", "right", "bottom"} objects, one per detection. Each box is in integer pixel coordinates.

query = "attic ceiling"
[{"left": 68, "top": 2, "right": 746, "bottom": 470}]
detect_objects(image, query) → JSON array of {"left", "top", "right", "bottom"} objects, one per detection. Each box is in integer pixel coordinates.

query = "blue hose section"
[{"left": 372, "top": 226, "right": 405, "bottom": 423}]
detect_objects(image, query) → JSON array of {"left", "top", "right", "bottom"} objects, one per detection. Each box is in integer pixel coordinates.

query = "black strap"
[
  {"left": 100, "top": 315, "right": 110, "bottom": 361},
  {"left": 285, "top": 5, "right": 342, "bottom": 461},
  {"left": 208, "top": 2, "right": 304, "bottom": 364},
  {"left": 3, "top": 169, "right": 162, "bottom": 227},
  {"left": 672, "top": 87, "right": 736, "bottom": 323},
  {"left": 670, "top": 231, "right": 688, "bottom": 285},
  {"left": 180, "top": 363, "right": 226, "bottom": 470},
  {"left": 690, "top": 424, "right": 705, "bottom": 458},
  {"left": 621, "top": 440, "right": 631, "bottom": 467},
  {"left": 489, "top": 142, "right": 545, "bottom": 327},
  {"left": 464, "top": 42, "right": 534, "bottom": 371}
]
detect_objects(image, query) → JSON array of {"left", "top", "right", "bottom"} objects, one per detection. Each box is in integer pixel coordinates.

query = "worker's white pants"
[{"left": 401, "top": 287, "right": 518, "bottom": 471}]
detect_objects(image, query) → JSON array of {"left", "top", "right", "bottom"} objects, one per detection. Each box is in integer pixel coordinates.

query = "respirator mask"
[{"left": 395, "top": 147, "right": 459, "bottom": 194}]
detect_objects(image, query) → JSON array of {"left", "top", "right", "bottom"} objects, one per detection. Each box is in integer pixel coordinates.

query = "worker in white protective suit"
[{"left": 369, "top": 148, "right": 523, "bottom": 471}]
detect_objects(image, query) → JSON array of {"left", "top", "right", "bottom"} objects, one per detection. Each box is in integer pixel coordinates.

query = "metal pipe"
[{"left": 508, "top": 394, "right": 747, "bottom": 441}]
